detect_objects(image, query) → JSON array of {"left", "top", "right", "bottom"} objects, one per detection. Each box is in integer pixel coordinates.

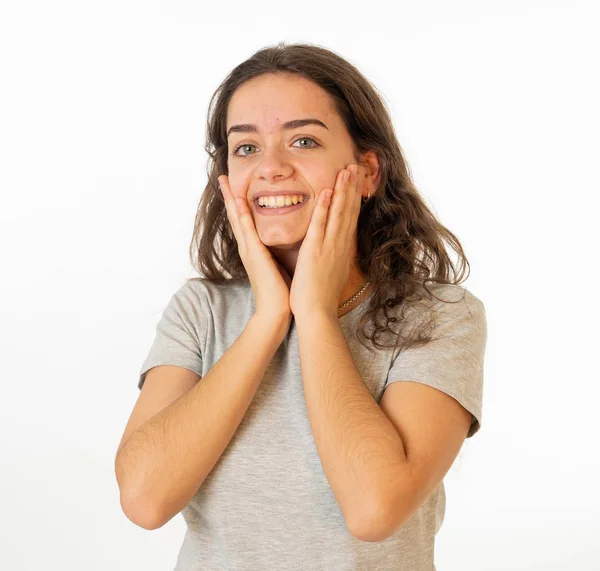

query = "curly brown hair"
[{"left": 188, "top": 41, "right": 472, "bottom": 355}]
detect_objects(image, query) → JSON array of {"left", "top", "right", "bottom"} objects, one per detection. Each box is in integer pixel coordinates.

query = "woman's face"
[{"left": 225, "top": 73, "right": 360, "bottom": 248}]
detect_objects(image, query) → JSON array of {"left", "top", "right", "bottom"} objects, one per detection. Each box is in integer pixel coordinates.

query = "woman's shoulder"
[
  {"left": 180, "top": 277, "right": 251, "bottom": 306},
  {"left": 421, "top": 283, "right": 486, "bottom": 329},
  {"left": 382, "top": 282, "right": 485, "bottom": 329},
  {"left": 381, "top": 281, "right": 482, "bottom": 307}
]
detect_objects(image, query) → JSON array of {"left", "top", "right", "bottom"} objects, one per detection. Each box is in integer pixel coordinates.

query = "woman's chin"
[
  {"left": 256, "top": 224, "right": 308, "bottom": 247},
  {"left": 260, "top": 235, "right": 306, "bottom": 249}
]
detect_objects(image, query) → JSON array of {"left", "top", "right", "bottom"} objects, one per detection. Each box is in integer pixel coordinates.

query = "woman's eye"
[{"left": 231, "top": 137, "right": 319, "bottom": 157}]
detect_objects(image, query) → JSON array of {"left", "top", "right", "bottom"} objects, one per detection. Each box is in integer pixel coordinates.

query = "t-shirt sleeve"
[
  {"left": 385, "top": 288, "right": 487, "bottom": 438},
  {"left": 137, "top": 281, "right": 204, "bottom": 390}
]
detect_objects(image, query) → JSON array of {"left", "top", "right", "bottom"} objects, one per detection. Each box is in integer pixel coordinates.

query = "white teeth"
[{"left": 258, "top": 195, "right": 305, "bottom": 208}]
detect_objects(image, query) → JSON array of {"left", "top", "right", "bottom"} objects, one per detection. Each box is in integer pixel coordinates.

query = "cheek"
[
  {"left": 308, "top": 165, "right": 341, "bottom": 192},
  {"left": 227, "top": 175, "right": 248, "bottom": 199},
  {"left": 325, "top": 168, "right": 345, "bottom": 190}
]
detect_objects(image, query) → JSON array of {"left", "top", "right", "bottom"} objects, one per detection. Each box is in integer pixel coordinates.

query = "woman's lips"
[{"left": 253, "top": 198, "right": 309, "bottom": 216}]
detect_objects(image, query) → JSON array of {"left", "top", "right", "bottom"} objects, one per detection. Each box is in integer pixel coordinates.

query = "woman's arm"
[{"left": 115, "top": 313, "right": 290, "bottom": 529}]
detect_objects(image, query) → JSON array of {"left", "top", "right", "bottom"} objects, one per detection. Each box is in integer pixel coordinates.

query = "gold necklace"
[{"left": 337, "top": 280, "right": 372, "bottom": 315}]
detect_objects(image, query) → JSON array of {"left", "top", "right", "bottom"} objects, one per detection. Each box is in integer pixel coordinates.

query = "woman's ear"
[{"left": 359, "top": 151, "right": 381, "bottom": 196}]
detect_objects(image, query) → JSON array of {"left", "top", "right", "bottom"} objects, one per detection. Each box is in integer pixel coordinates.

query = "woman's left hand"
[{"left": 289, "top": 163, "right": 364, "bottom": 319}]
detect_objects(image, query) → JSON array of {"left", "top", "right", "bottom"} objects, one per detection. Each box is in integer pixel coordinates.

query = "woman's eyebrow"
[{"left": 227, "top": 118, "right": 329, "bottom": 138}]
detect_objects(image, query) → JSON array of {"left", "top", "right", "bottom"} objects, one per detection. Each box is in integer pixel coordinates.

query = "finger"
[
  {"left": 324, "top": 168, "right": 350, "bottom": 240},
  {"left": 218, "top": 175, "right": 247, "bottom": 250},
  {"left": 304, "top": 186, "right": 334, "bottom": 245},
  {"left": 219, "top": 175, "right": 263, "bottom": 252},
  {"left": 348, "top": 165, "right": 362, "bottom": 240},
  {"left": 342, "top": 165, "right": 360, "bottom": 237}
]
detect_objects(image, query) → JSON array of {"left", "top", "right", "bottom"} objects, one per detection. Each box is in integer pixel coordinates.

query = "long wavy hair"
[{"left": 188, "top": 41, "right": 471, "bottom": 355}]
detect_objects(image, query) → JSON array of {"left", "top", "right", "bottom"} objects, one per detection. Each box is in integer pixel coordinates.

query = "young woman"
[{"left": 115, "top": 42, "right": 487, "bottom": 571}]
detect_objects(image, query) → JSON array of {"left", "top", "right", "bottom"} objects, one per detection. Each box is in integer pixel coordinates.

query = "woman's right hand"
[{"left": 218, "top": 175, "right": 293, "bottom": 328}]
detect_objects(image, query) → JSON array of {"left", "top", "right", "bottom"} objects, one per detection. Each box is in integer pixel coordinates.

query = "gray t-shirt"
[{"left": 138, "top": 277, "right": 487, "bottom": 571}]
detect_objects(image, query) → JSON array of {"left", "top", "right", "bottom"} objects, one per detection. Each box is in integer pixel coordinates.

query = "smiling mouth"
[{"left": 253, "top": 196, "right": 309, "bottom": 215}]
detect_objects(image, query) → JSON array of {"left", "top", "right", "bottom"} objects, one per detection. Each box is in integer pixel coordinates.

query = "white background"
[{"left": 1, "top": 1, "right": 598, "bottom": 569}]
